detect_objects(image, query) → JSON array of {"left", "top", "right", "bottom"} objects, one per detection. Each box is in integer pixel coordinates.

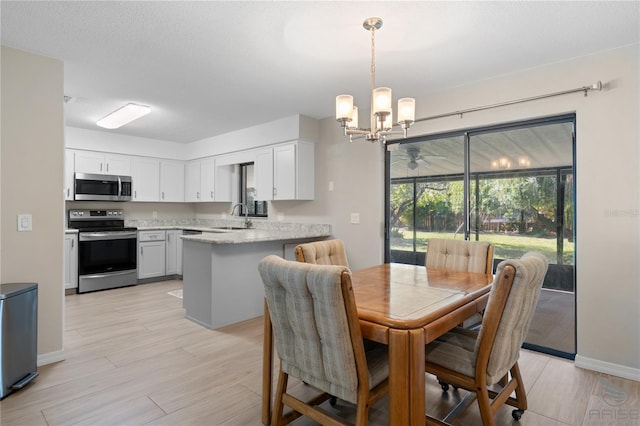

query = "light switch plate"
[{"left": 18, "top": 214, "right": 32, "bottom": 231}]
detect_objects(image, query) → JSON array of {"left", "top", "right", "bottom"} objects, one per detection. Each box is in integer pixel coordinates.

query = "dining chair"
[
  {"left": 425, "top": 238, "right": 494, "bottom": 274},
  {"left": 259, "top": 255, "right": 388, "bottom": 426},
  {"left": 426, "top": 238, "right": 494, "bottom": 335},
  {"left": 294, "top": 238, "right": 349, "bottom": 267},
  {"left": 424, "top": 252, "right": 548, "bottom": 425}
]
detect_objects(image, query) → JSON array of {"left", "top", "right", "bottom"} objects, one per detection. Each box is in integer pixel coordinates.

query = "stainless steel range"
[{"left": 68, "top": 209, "right": 137, "bottom": 293}]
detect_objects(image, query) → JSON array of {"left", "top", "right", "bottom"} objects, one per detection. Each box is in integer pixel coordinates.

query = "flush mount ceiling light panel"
[
  {"left": 335, "top": 17, "right": 415, "bottom": 143},
  {"left": 96, "top": 103, "right": 151, "bottom": 129}
]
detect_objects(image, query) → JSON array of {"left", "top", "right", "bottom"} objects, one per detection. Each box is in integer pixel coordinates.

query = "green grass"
[{"left": 390, "top": 230, "right": 574, "bottom": 264}]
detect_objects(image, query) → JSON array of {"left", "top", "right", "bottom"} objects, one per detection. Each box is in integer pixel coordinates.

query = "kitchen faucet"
[{"left": 230, "top": 203, "right": 252, "bottom": 229}]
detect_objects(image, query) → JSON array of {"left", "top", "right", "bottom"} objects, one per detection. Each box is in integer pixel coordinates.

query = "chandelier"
[{"left": 335, "top": 17, "right": 415, "bottom": 143}]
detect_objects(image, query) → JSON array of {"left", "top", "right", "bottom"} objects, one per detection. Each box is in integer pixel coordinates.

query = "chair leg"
[
  {"left": 510, "top": 362, "right": 528, "bottom": 411},
  {"left": 271, "top": 369, "right": 288, "bottom": 426}
]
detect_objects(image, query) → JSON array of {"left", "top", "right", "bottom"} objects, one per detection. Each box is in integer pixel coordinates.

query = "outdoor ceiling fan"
[{"left": 392, "top": 147, "right": 444, "bottom": 170}]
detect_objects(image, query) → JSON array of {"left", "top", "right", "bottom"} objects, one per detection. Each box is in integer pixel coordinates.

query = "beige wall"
[{"left": 1, "top": 46, "right": 65, "bottom": 361}]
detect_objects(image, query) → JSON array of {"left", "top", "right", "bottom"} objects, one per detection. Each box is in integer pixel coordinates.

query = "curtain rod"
[{"left": 413, "top": 81, "right": 603, "bottom": 124}]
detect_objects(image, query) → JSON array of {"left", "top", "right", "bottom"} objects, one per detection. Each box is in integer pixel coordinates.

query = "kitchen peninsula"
[{"left": 180, "top": 223, "right": 331, "bottom": 329}]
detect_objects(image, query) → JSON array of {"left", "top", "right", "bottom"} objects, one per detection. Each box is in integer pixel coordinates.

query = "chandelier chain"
[{"left": 370, "top": 25, "right": 376, "bottom": 93}]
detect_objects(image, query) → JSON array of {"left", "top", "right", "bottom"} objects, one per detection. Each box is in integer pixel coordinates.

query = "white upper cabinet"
[
  {"left": 185, "top": 157, "right": 232, "bottom": 202},
  {"left": 255, "top": 148, "right": 274, "bottom": 201},
  {"left": 212, "top": 160, "right": 233, "bottom": 202},
  {"left": 185, "top": 160, "right": 202, "bottom": 202},
  {"left": 64, "top": 139, "right": 314, "bottom": 203},
  {"left": 74, "top": 151, "right": 131, "bottom": 175},
  {"left": 131, "top": 157, "right": 160, "bottom": 201},
  {"left": 258, "top": 141, "right": 314, "bottom": 201},
  {"left": 160, "top": 160, "right": 185, "bottom": 202}
]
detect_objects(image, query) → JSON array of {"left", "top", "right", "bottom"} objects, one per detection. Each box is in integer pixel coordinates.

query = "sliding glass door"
[
  {"left": 386, "top": 115, "right": 576, "bottom": 358},
  {"left": 388, "top": 135, "right": 464, "bottom": 265}
]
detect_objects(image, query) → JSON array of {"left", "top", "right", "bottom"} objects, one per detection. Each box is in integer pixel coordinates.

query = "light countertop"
[{"left": 180, "top": 227, "right": 331, "bottom": 245}]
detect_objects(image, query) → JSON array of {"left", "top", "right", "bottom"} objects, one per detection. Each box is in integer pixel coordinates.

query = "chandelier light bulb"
[
  {"left": 373, "top": 87, "right": 392, "bottom": 115},
  {"left": 398, "top": 98, "right": 416, "bottom": 123},
  {"left": 336, "top": 95, "right": 354, "bottom": 120}
]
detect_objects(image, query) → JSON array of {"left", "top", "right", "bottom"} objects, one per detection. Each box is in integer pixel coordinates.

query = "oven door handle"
[{"left": 80, "top": 231, "right": 138, "bottom": 241}]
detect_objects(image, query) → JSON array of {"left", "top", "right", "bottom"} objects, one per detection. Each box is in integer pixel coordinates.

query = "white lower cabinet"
[
  {"left": 165, "top": 230, "right": 183, "bottom": 276},
  {"left": 64, "top": 233, "right": 78, "bottom": 290},
  {"left": 138, "top": 231, "right": 166, "bottom": 279}
]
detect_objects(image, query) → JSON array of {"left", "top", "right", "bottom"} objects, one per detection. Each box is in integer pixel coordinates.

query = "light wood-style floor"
[{"left": 1, "top": 280, "right": 638, "bottom": 426}]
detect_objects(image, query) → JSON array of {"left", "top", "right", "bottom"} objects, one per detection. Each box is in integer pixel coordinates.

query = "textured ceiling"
[{"left": 1, "top": 1, "right": 638, "bottom": 144}]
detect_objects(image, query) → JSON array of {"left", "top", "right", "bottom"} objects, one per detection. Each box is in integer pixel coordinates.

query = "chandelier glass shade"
[{"left": 336, "top": 17, "right": 415, "bottom": 143}]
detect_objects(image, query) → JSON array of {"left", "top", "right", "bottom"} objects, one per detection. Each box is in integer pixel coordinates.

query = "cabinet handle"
[
  {"left": 162, "top": 192, "right": 165, "bottom": 200},
  {"left": 141, "top": 246, "right": 144, "bottom": 256},
  {"left": 106, "top": 163, "right": 109, "bottom": 173},
  {"left": 134, "top": 190, "right": 137, "bottom": 199},
  {"left": 197, "top": 191, "right": 200, "bottom": 199},
  {"left": 71, "top": 239, "right": 74, "bottom": 249},
  {"left": 67, "top": 188, "right": 70, "bottom": 197},
  {"left": 100, "top": 163, "right": 103, "bottom": 172},
  {"left": 211, "top": 191, "right": 214, "bottom": 199},
  {"left": 273, "top": 188, "right": 277, "bottom": 196}
]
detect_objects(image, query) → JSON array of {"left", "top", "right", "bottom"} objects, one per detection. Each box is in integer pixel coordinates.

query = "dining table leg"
[
  {"left": 262, "top": 300, "right": 273, "bottom": 425},
  {"left": 409, "top": 329, "right": 426, "bottom": 424},
  {"left": 388, "top": 329, "right": 411, "bottom": 425}
]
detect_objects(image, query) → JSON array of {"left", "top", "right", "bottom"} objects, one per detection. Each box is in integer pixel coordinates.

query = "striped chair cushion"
[
  {"left": 259, "top": 255, "right": 387, "bottom": 403},
  {"left": 425, "top": 238, "right": 491, "bottom": 273},
  {"left": 296, "top": 239, "right": 349, "bottom": 267},
  {"left": 425, "top": 252, "right": 548, "bottom": 385}
]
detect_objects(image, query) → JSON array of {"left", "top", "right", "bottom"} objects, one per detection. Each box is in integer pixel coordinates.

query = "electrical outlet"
[
  {"left": 350, "top": 213, "right": 360, "bottom": 224},
  {"left": 152, "top": 211, "right": 158, "bottom": 218},
  {"left": 328, "top": 181, "right": 334, "bottom": 191}
]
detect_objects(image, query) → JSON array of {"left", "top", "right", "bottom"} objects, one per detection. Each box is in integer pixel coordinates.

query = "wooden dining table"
[{"left": 261, "top": 262, "right": 493, "bottom": 426}]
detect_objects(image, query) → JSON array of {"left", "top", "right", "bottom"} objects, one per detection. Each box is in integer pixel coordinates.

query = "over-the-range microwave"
[{"left": 74, "top": 172, "right": 132, "bottom": 201}]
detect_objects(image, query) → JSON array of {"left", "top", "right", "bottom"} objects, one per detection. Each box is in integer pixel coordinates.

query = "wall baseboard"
[
  {"left": 37, "top": 350, "right": 66, "bottom": 367},
  {"left": 575, "top": 354, "right": 640, "bottom": 382}
]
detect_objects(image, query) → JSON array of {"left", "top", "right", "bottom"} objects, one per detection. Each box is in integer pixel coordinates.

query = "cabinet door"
[
  {"left": 138, "top": 241, "right": 166, "bottom": 279},
  {"left": 131, "top": 158, "right": 160, "bottom": 201},
  {"left": 255, "top": 148, "right": 274, "bottom": 201},
  {"left": 165, "top": 230, "right": 181, "bottom": 275},
  {"left": 185, "top": 161, "right": 202, "bottom": 202},
  {"left": 105, "top": 154, "right": 131, "bottom": 175},
  {"left": 63, "top": 234, "right": 78, "bottom": 289},
  {"left": 201, "top": 157, "right": 216, "bottom": 201},
  {"left": 74, "top": 151, "right": 105, "bottom": 174},
  {"left": 160, "top": 160, "right": 185, "bottom": 202},
  {"left": 273, "top": 144, "right": 296, "bottom": 200},
  {"left": 64, "top": 150, "right": 75, "bottom": 200},
  {"left": 214, "top": 164, "right": 233, "bottom": 202}
]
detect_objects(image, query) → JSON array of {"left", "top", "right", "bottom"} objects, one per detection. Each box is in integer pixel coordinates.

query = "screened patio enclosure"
[{"left": 385, "top": 115, "right": 576, "bottom": 358}]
